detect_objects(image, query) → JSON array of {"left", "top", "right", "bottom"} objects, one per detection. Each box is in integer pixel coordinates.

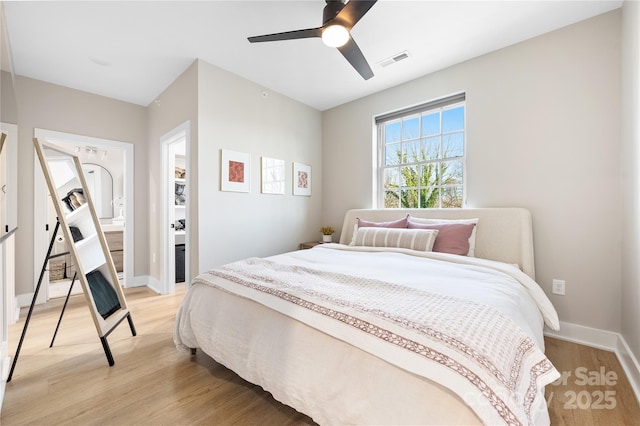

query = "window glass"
[
  {"left": 442, "top": 106, "right": 464, "bottom": 132},
  {"left": 385, "top": 121, "right": 401, "bottom": 143},
  {"left": 402, "top": 116, "right": 420, "bottom": 140},
  {"left": 377, "top": 96, "right": 465, "bottom": 208},
  {"left": 422, "top": 112, "right": 440, "bottom": 136}
]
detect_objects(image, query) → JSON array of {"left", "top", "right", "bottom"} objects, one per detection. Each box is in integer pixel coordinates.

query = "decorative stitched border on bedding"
[{"left": 196, "top": 256, "right": 559, "bottom": 426}]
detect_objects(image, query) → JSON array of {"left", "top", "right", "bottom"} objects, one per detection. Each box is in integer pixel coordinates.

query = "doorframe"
[
  {"left": 1, "top": 123, "right": 18, "bottom": 235},
  {"left": 34, "top": 129, "right": 135, "bottom": 303},
  {"left": 160, "top": 121, "right": 191, "bottom": 294},
  {"left": 1, "top": 123, "right": 17, "bottom": 323}
]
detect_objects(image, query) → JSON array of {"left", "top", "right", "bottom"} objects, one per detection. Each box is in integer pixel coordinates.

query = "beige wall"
[
  {"left": 322, "top": 11, "right": 622, "bottom": 332},
  {"left": 146, "top": 60, "right": 198, "bottom": 282},
  {"left": 145, "top": 59, "right": 322, "bottom": 286},
  {"left": 195, "top": 60, "right": 322, "bottom": 271},
  {"left": 621, "top": 1, "right": 640, "bottom": 362},
  {"left": 1, "top": 71, "right": 17, "bottom": 124},
  {"left": 13, "top": 76, "right": 148, "bottom": 296}
]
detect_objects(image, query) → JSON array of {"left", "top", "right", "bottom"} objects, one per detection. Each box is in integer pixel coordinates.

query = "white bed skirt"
[{"left": 176, "top": 282, "right": 487, "bottom": 425}]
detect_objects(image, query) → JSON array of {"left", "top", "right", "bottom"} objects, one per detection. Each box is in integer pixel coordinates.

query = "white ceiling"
[{"left": 2, "top": 0, "right": 622, "bottom": 111}]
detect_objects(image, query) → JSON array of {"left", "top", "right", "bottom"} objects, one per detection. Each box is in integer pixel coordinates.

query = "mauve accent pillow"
[
  {"left": 356, "top": 214, "right": 409, "bottom": 229},
  {"left": 407, "top": 221, "right": 476, "bottom": 256}
]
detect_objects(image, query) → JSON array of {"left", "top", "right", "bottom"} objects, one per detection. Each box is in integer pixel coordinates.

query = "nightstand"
[{"left": 299, "top": 241, "right": 323, "bottom": 250}]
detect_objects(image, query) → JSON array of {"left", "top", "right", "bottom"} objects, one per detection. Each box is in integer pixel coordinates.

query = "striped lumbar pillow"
[{"left": 353, "top": 227, "right": 439, "bottom": 252}]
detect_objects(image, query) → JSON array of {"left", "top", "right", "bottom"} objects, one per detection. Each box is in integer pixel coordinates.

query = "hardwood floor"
[
  {"left": 2, "top": 285, "right": 639, "bottom": 425},
  {"left": 2, "top": 286, "right": 314, "bottom": 425},
  {"left": 544, "top": 337, "right": 640, "bottom": 425}
]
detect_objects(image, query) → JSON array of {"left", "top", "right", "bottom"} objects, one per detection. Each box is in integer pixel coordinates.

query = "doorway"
[
  {"left": 161, "top": 121, "right": 190, "bottom": 295},
  {"left": 33, "top": 129, "right": 134, "bottom": 304}
]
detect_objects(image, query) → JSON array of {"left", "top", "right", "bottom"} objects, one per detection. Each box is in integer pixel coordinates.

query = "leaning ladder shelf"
[{"left": 8, "top": 138, "right": 137, "bottom": 381}]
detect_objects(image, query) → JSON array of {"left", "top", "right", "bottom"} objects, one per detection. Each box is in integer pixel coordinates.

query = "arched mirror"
[{"left": 82, "top": 163, "right": 113, "bottom": 219}]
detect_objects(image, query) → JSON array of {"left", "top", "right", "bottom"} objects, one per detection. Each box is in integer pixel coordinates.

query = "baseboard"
[
  {"left": 16, "top": 293, "right": 33, "bottom": 310},
  {"left": 544, "top": 321, "right": 640, "bottom": 405},
  {"left": 544, "top": 321, "right": 619, "bottom": 351},
  {"left": 126, "top": 274, "right": 155, "bottom": 289},
  {"left": 616, "top": 335, "right": 640, "bottom": 405},
  {"left": 1, "top": 350, "right": 8, "bottom": 415},
  {"left": 144, "top": 275, "right": 163, "bottom": 294},
  {"left": 0, "top": 376, "right": 6, "bottom": 415}
]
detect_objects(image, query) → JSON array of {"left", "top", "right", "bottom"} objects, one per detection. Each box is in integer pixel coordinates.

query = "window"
[{"left": 376, "top": 93, "right": 465, "bottom": 209}]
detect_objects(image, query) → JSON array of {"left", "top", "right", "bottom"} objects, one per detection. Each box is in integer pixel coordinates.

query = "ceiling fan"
[{"left": 247, "top": 0, "right": 377, "bottom": 80}]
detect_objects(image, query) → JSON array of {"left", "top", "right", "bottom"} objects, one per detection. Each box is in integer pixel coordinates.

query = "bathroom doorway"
[{"left": 33, "top": 129, "right": 134, "bottom": 303}]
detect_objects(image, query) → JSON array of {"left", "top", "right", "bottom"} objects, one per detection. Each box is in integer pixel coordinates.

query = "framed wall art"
[
  {"left": 293, "top": 162, "right": 311, "bottom": 196},
  {"left": 221, "top": 149, "right": 250, "bottom": 192},
  {"left": 261, "top": 157, "right": 285, "bottom": 195}
]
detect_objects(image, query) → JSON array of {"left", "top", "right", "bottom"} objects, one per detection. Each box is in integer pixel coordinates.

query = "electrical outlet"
[
  {"left": 152, "top": 252, "right": 156, "bottom": 263},
  {"left": 552, "top": 279, "right": 566, "bottom": 295}
]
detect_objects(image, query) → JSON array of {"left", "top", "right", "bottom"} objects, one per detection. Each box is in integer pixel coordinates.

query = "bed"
[{"left": 174, "top": 208, "right": 560, "bottom": 425}]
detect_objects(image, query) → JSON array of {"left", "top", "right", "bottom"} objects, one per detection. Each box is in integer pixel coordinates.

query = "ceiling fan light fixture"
[{"left": 322, "top": 25, "right": 350, "bottom": 47}]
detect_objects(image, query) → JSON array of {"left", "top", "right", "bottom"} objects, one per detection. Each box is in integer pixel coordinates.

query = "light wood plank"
[
  {"left": 3, "top": 286, "right": 314, "bottom": 425},
  {"left": 544, "top": 337, "right": 640, "bottom": 425},
  {"left": 3, "top": 285, "right": 638, "bottom": 425}
]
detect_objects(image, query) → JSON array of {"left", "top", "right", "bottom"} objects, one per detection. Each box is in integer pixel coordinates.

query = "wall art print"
[
  {"left": 221, "top": 149, "right": 250, "bottom": 192},
  {"left": 261, "top": 157, "right": 285, "bottom": 195},
  {"left": 293, "top": 162, "right": 311, "bottom": 196}
]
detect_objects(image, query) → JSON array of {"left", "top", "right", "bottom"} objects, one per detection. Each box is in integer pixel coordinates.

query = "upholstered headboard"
[{"left": 339, "top": 208, "right": 536, "bottom": 280}]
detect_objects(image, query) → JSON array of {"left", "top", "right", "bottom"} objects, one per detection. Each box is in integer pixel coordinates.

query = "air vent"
[{"left": 379, "top": 51, "right": 410, "bottom": 68}]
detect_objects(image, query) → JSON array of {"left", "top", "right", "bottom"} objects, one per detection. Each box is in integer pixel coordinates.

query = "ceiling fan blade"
[
  {"left": 334, "top": 0, "right": 377, "bottom": 28},
  {"left": 337, "top": 36, "right": 374, "bottom": 80},
  {"left": 248, "top": 27, "right": 322, "bottom": 43}
]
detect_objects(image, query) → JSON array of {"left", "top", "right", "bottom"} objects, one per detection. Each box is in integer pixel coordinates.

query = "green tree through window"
[{"left": 377, "top": 95, "right": 465, "bottom": 208}]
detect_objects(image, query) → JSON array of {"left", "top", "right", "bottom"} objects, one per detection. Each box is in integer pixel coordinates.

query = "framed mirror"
[{"left": 82, "top": 163, "right": 113, "bottom": 219}]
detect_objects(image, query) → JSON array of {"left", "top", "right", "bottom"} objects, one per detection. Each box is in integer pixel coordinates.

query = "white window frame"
[{"left": 376, "top": 93, "right": 466, "bottom": 209}]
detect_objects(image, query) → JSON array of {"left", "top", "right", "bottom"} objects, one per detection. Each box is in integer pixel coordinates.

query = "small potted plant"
[{"left": 320, "top": 226, "right": 335, "bottom": 243}]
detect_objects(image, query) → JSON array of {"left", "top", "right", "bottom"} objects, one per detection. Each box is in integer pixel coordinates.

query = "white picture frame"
[
  {"left": 293, "top": 162, "right": 311, "bottom": 196},
  {"left": 221, "top": 149, "right": 250, "bottom": 192},
  {"left": 261, "top": 157, "right": 285, "bottom": 195}
]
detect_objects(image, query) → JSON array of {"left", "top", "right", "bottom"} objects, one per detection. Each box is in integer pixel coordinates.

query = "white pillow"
[
  {"left": 353, "top": 227, "right": 439, "bottom": 252},
  {"left": 407, "top": 217, "right": 479, "bottom": 257}
]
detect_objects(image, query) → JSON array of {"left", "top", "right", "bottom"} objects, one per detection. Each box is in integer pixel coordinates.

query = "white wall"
[
  {"left": 323, "top": 11, "right": 622, "bottom": 332},
  {"left": 196, "top": 60, "right": 322, "bottom": 271},
  {"left": 13, "top": 76, "right": 148, "bottom": 296},
  {"left": 621, "top": 0, "right": 640, "bottom": 363}
]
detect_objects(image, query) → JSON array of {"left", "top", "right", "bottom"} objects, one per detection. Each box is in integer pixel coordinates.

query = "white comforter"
[{"left": 175, "top": 244, "right": 560, "bottom": 425}]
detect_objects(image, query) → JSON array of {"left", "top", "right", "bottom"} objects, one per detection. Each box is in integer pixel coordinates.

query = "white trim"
[
  {"left": 616, "top": 335, "right": 640, "bottom": 406},
  {"left": 16, "top": 293, "right": 33, "bottom": 310},
  {"left": 0, "top": 353, "right": 8, "bottom": 415},
  {"left": 160, "top": 135, "right": 175, "bottom": 294},
  {"left": 160, "top": 121, "right": 191, "bottom": 295},
  {"left": 544, "top": 321, "right": 640, "bottom": 405},
  {"left": 1, "top": 122, "right": 18, "bottom": 233},
  {"left": 125, "top": 274, "right": 152, "bottom": 288},
  {"left": 32, "top": 146, "right": 49, "bottom": 304},
  {"left": 544, "top": 321, "right": 619, "bottom": 351},
  {"left": 144, "top": 275, "right": 163, "bottom": 295}
]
